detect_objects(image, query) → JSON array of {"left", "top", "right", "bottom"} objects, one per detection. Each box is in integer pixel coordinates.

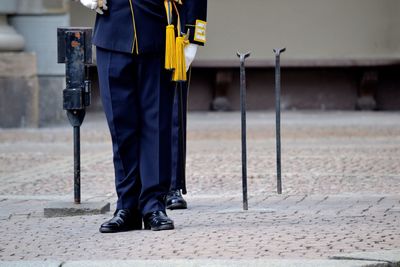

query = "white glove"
[
  {"left": 79, "top": 0, "right": 108, "bottom": 14},
  {"left": 184, "top": 43, "right": 198, "bottom": 72}
]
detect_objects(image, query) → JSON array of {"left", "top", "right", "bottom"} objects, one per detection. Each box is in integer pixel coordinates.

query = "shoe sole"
[
  {"left": 144, "top": 224, "right": 175, "bottom": 231},
  {"left": 166, "top": 203, "right": 187, "bottom": 210},
  {"left": 99, "top": 226, "right": 142, "bottom": 233}
]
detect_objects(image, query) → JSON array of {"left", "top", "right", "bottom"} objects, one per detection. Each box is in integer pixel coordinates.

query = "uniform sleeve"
[{"left": 181, "top": 0, "right": 207, "bottom": 46}]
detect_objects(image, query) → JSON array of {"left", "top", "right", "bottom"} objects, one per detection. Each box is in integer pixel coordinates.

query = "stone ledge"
[
  {"left": 0, "top": 52, "right": 37, "bottom": 78},
  {"left": 331, "top": 250, "right": 400, "bottom": 265},
  {"left": 0, "top": 261, "right": 62, "bottom": 267},
  {"left": 8, "top": 0, "right": 70, "bottom": 15}
]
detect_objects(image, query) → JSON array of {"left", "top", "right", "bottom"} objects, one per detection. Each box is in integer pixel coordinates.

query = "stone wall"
[
  {"left": 8, "top": 0, "right": 70, "bottom": 126},
  {"left": 10, "top": 15, "right": 69, "bottom": 126},
  {"left": 0, "top": 53, "right": 39, "bottom": 127}
]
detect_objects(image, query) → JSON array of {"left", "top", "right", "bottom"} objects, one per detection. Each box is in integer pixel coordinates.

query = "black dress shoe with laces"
[
  {"left": 143, "top": 210, "right": 174, "bottom": 231},
  {"left": 99, "top": 209, "right": 142, "bottom": 233},
  {"left": 166, "top": 190, "right": 187, "bottom": 210}
]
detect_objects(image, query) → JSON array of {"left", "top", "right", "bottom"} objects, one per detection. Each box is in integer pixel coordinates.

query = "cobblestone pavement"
[{"left": 0, "top": 111, "right": 399, "bottom": 261}]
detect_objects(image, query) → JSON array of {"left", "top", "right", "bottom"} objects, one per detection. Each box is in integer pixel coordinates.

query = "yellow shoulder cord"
[
  {"left": 164, "top": 0, "right": 176, "bottom": 70},
  {"left": 172, "top": 1, "right": 188, "bottom": 82},
  {"left": 173, "top": 1, "right": 181, "bottom": 36},
  {"left": 128, "top": 0, "right": 139, "bottom": 54}
]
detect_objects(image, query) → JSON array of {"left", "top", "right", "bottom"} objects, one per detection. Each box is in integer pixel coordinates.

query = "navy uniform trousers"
[{"left": 96, "top": 46, "right": 175, "bottom": 215}]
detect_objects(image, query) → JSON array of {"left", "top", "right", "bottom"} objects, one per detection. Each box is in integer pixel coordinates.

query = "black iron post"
[
  {"left": 237, "top": 51, "right": 251, "bottom": 210},
  {"left": 58, "top": 28, "right": 93, "bottom": 204},
  {"left": 177, "top": 81, "right": 187, "bottom": 195},
  {"left": 73, "top": 125, "right": 81, "bottom": 203},
  {"left": 273, "top": 48, "right": 286, "bottom": 195}
]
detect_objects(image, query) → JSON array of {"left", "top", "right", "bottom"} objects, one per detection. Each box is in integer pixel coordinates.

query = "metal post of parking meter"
[{"left": 57, "top": 28, "right": 92, "bottom": 204}]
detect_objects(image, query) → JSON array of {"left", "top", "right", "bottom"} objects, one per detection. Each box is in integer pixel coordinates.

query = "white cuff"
[
  {"left": 185, "top": 43, "right": 198, "bottom": 72},
  {"left": 80, "top": 0, "right": 98, "bottom": 10}
]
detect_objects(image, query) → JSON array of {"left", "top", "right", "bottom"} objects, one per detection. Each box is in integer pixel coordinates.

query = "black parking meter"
[{"left": 57, "top": 27, "right": 93, "bottom": 204}]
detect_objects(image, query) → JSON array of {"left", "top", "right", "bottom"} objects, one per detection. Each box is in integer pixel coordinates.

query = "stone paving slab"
[
  {"left": 0, "top": 194, "right": 398, "bottom": 261},
  {"left": 1, "top": 112, "right": 400, "bottom": 197},
  {"left": 0, "top": 112, "right": 400, "bottom": 262},
  {"left": 44, "top": 201, "right": 110, "bottom": 218}
]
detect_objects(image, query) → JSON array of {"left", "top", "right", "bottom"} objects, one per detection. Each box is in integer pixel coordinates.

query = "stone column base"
[
  {"left": 38, "top": 76, "right": 66, "bottom": 126},
  {"left": 0, "top": 52, "right": 39, "bottom": 128},
  {"left": 0, "top": 15, "right": 25, "bottom": 51}
]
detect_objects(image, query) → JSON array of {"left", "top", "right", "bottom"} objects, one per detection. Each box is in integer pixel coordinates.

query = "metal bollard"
[
  {"left": 273, "top": 48, "right": 286, "bottom": 195},
  {"left": 57, "top": 28, "right": 93, "bottom": 204},
  {"left": 237, "top": 51, "right": 251, "bottom": 210}
]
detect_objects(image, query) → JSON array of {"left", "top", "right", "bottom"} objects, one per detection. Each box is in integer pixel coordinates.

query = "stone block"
[
  {"left": 0, "top": 1, "right": 18, "bottom": 13},
  {"left": 44, "top": 201, "right": 110, "bottom": 218},
  {"left": 38, "top": 75, "right": 67, "bottom": 126},
  {"left": 0, "top": 78, "right": 39, "bottom": 127},
  {"left": 0, "top": 52, "right": 36, "bottom": 78},
  {"left": 0, "top": 52, "right": 39, "bottom": 128},
  {"left": 14, "top": 0, "right": 69, "bottom": 15}
]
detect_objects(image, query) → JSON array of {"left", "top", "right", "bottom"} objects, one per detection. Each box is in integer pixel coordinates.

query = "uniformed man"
[{"left": 79, "top": 0, "right": 207, "bottom": 232}]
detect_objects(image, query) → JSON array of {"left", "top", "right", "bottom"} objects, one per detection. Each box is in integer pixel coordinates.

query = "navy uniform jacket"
[{"left": 93, "top": 0, "right": 207, "bottom": 55}]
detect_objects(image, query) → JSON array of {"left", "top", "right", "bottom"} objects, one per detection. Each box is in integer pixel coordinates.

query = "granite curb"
[
  {"left": 0, "top": 258, "right": 399, "bottom": 267},
  {"left": 331, "top": 250, "right": 400, "bottom": 265},
  {"left": 0, "top": 261, "right": 62, "bottom": 267}
]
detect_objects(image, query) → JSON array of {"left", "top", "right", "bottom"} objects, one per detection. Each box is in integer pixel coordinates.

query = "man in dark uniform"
[{"left": 79, "top": 0, "right": 207, "bottom": 232}]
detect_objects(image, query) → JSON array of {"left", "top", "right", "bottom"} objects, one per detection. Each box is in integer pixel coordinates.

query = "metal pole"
[
  {"left": 237, "top": 51, "right": 251, "bottom": 210},
  {"left": 74, "top": 125, "right": 81, "bottom": 204},
  {"left": 273, "top": 48, "right": 286, "bottom": 195},
  {"left": 178, "top": 81, "right": 187, "bottom": 195}
]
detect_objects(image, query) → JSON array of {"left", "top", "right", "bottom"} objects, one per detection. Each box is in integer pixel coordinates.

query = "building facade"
[
  {"left": 1, "top": 0, "right": 399, "bottom": 127},
  {"left": 71, "top": 0, "right": 400, "bottom": 111}
]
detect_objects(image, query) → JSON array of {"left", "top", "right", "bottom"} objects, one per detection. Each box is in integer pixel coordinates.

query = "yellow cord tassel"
[
  {"left": 165, "top": 25, "right": 176, "bottom": 70},
  {"left": 172, "top": 36, "right": 188, "bottom": 82}
]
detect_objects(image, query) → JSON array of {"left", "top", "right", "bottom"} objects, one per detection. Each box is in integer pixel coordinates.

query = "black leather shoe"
[
  {"left": 143, "top": 210, "right": 174, "bottom": 231},
  {"left": 99, "top": 209, "right": 142, "bottom": 233},
  {"left": 166, "top": 190, "right": 187, "bottom": 210}
]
